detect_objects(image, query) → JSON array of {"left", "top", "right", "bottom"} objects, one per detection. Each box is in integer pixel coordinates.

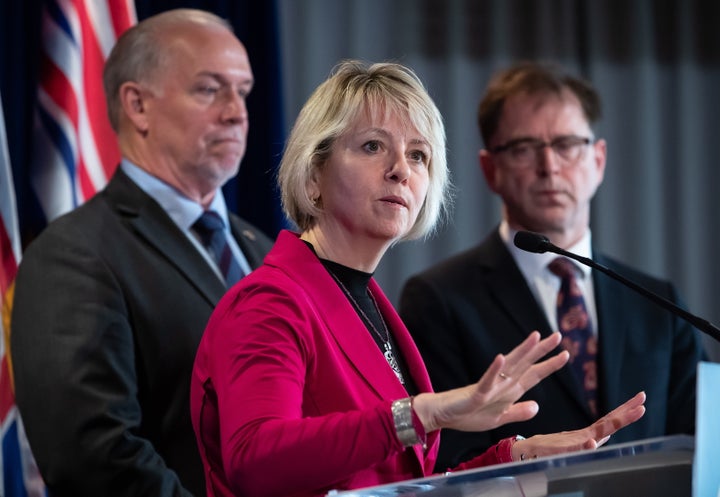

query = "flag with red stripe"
[
  {"left": 32, "top": 0, "right": 136, "bottom": 222},
  {"left": 1, "top": 93, "right": 46, "bottom": 497}
]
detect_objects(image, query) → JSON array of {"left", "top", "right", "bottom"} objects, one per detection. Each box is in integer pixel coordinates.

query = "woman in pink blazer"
[{"left": 190, "top": 60, "right": 646, "bottom": 497}]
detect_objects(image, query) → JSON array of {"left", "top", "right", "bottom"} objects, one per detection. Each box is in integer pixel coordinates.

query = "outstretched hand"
[
  {"left": 413, "top": 331, "right": 569, "bottom": 433},
  {"left": 511, "top": 391, "right": 647, "bottom": 461}
]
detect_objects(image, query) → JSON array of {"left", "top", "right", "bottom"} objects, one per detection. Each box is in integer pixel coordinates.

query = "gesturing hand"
[
  {"left": 413, "top": 331, "right": 569, "bottom": 433},
  {"left": 511, "top": 391, "right": 647, "bottom": 461}
]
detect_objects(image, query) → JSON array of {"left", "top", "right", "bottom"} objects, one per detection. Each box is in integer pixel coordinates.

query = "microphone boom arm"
[{"left": 545, "top": 243, "right": 720, "bottom": 342}]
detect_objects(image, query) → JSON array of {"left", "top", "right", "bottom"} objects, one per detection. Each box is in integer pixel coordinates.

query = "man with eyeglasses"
[{"left": 399, "top": 61, "right": 704, "bottom": 472}]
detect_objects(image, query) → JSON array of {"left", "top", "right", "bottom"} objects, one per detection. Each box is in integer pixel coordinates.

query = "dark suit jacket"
[
  {"left": 10, "top": 169, "right": 274, "bottom": 497},
  {"left": 399, "top": 228, "right": 704, "bottom": 472}
]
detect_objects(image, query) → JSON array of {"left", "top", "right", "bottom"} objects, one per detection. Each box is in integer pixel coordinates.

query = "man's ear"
[
  {"left": 119, "top": 81, "right": 150, "bottom": 133},
  {"left": 479, "top": 149, "right": 501, "bottom": 194},
  {"left": 592, "top": 138, "right": 608, "bottom": 183}
]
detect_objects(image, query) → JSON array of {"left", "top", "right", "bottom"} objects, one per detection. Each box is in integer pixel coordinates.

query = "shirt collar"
[
  {"left": 120, "top": 159, "right": 230, "bottom": 232},
  {"left": 499, "top": 220, "right": 593, "bottom": 280}
]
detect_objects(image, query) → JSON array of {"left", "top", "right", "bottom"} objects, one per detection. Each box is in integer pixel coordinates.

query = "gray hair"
[
  {"left": 102, "top": 9, "right": 232, "bottom": 131},
  {"left": 278, "top": 60, "right": 452, "bottom": 241}
]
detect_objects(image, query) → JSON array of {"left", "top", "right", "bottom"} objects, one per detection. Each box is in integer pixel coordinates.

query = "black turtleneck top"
[{"left": 302, "top": 241, "right": 417, "bottom": 395}]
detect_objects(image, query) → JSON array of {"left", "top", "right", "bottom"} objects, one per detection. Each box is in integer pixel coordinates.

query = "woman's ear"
[{"left": 307, "top": 164, "right": 322, "bottom": 201}]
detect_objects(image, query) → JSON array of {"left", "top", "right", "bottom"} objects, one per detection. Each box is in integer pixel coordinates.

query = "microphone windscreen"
[{"left": 513, "top": 231, "right": 552, "bottom": 254}]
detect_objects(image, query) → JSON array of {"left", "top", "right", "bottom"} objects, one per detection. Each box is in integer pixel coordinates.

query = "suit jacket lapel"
[
  {"left": 265, "top": 232, "right": 434, "bottom": 473},
  {"left": 593, "top": 254, "right": 629, "bottom": 411},
  {"left": 104, "top": 169, "right": 227, "bottom": 306},
  {"left": 483, "top": 230, "right": 593, "bottom": 418},
  {"left": 271, "top": 232, "right": 407, "bottom": 401},
  {"left": 371, "top": 279, "right": 433, "bottom": 395},
  {"left": 373, "top": 281, "right": 440, "bottom": 466},
  {"left": 482, "top": 231, "right": 553, "bottom": 338},
  {"left": 323, "top": 277, "right": 409, "bottom": 401},
  {"left": 228, "top": 217, "right": 270, "bottom": 269}
]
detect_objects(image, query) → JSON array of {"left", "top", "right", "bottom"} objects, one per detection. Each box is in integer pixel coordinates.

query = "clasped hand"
[{"left": 412, "top": 331, "right": 646, "bottom": 458}]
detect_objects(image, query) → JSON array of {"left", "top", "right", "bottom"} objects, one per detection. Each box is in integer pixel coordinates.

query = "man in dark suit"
[
  {"left": 399, "top": 61, "right": 704, "bottom": 472},
  {"left": 10, "top": 9, "right": 273, "bottom": 497}
]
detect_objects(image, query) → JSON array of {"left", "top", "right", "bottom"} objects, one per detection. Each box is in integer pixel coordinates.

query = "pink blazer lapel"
[
  {"left": 316, "top": 271, "right": 439, "bottom": 473},
  {"left": 369, "top": 279, "right": 434, "bottom": 395},
  {"left": 319, "top": 274, "right": 409, "bottom": 401},
  {"left": 269, "top": 231, "right": 439, "bottom": 473},
  {"left": 369, "top": 279, "right": 440, "bottom": 471},
  {"left": 275, "top": 232, "right": 408, "bottom": 401}
]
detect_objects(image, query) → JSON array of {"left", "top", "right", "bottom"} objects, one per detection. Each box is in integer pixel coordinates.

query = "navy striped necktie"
[
  {"left": 192, "top": 211, "right": 243, "bottom": 287},
  {"left": 548, "top": 256, "right": 598, "bottom": 418}
]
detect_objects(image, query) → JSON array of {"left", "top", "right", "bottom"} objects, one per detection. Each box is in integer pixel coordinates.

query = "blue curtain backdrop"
[{"left": 0, "top": 0, "right": 287, "bottom": 247}]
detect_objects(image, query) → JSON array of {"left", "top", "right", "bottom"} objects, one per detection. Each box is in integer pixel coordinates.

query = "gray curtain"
[{"left": 278, "top": 0, "right": 720, "bottom": 360}]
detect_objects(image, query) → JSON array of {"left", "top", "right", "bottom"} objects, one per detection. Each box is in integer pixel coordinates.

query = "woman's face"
[{"left": 313, "top": 107, "right": 431, "bottom": 246}]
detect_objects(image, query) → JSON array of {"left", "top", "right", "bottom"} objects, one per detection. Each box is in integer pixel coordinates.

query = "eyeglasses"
[{"left": 490, "top": 135, "right": 595, "bottom": 168}]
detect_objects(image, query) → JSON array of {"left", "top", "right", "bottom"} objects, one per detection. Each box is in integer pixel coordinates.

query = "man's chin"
[
  {"left": 205, "top": 162, "right": 241, "bottom": 188},
  {"left": 217, "top": 155, "right": 243, "bottom": 172},
  {"left": 520, "top": 216, "right": 568, "bottom": 234}
]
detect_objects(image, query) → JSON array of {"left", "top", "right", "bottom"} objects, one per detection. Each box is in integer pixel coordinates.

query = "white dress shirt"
[
  {"left": 499, "top": 221, "right": 598, "bottom": 337},
  {"left": 120, "top": 159, "right": 252, "bottom": 282}
]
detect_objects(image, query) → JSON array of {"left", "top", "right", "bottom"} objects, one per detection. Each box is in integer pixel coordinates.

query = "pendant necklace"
[{"left": 328, "top": 270, "right": 405, "bottom": 385}]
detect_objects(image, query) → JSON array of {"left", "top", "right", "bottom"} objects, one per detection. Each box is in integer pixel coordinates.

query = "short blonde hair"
[{"left": 278, "top": 60, "right": 452, "bottom": 241}]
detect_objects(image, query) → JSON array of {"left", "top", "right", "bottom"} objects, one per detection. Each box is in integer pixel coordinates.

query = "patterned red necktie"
[{"left": 548, "top": 257, "right": 598, "bottom": 417}]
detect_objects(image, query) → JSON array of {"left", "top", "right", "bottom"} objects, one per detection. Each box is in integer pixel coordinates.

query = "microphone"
[{"left": 514, "top": 230, "right": 720, "bottom": 342}]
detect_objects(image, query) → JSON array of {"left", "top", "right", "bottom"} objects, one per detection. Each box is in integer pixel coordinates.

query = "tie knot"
[
  {"left": 193, "top": 211, "right": 225, "bottom": 236},
  {"left": 548, "top": 257, "right": 579, "bottom": 280}
]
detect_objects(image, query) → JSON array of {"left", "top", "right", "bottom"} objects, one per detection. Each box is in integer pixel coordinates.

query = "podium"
[{"left": 329, "top": 435, "right": 693, "bottom": 497}]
